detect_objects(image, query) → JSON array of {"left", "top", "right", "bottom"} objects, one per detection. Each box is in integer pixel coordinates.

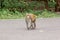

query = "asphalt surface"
[{"left": 0, "top": 18, "right": 60, "bottom": 40}]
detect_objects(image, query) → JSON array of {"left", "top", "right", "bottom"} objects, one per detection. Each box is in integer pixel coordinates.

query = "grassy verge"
[{"left": 0, "top": 9, "right": 60, "bottom": 19}]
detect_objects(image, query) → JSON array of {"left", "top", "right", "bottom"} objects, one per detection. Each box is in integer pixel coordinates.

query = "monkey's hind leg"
[{"left": 32, "top": 22, "right": 36, "bottom": 29}]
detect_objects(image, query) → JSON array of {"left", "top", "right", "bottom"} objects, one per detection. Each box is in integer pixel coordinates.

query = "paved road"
[{"left": 0, "top": 18, "right": 60, "bottom": 40}]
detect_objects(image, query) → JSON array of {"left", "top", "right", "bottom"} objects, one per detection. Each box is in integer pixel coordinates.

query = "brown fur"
[{"left": 25, "top": 13, "right": 36, "bottom": 30}]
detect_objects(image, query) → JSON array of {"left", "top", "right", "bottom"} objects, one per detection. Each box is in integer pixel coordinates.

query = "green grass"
[
  {"left": 0, "top": 9, "right": 60, "bottom": 19},
  {"left": 0, "top": 9, "right": 25, "bottom": 19}
]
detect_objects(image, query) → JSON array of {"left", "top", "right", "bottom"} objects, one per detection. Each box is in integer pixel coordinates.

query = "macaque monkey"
[{"left": 25, "top": 13, "right": 37, "bottom": 30}]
